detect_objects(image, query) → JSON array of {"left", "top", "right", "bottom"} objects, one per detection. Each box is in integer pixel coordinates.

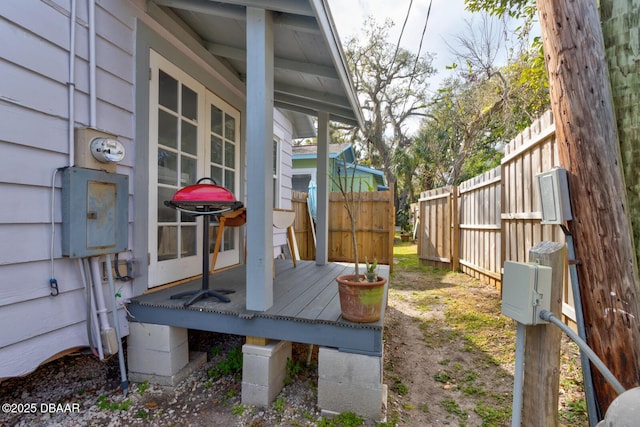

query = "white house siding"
[
  {"left": 275, "top": 111, "right": 294, "bottom": 209},
  {"left": 0, "top": 0, "right": 136, "bottom": 378},
  {"left": 0, "top": 0, "right": 299, "bottom": 378},
  {"left": 272, "top": 109, "right": 294, "bottom": 255}
]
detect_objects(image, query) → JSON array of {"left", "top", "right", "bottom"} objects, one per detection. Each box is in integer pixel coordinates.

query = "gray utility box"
[
  {"left": 61, "top": 167, "right": 128, "bottom": 258},
  {"left": 502, "top": 261, "right": 553, "bottom": 325},
  {"left": 536, "top": 167, "right": 572, "bottom": 224}
]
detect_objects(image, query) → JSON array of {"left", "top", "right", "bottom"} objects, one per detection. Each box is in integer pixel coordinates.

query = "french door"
[{"left": 148, "top": 51, "right": 240, "bottom": 287}]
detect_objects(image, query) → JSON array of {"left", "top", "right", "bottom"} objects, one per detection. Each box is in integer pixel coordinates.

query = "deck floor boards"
[
  {"left": 274, "top": 262, "right": 348, "bottom": 318},
  {"left": 127, "top": 260, "right": 389, "bottom": 355}
]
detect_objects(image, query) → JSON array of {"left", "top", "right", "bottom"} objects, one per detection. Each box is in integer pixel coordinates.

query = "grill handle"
[
  {"left": 163, "top": 201, "right": 232, "bottom": 216},
  {"left": 196, "top": 177, "right": 218, "bottom": 185}
]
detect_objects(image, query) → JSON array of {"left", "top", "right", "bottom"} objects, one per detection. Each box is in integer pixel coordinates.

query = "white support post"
[
  {"left": 245, "top": 7, "right": 274, "bottom": 310},
  {"left": 316, "top": 111, "right": 330, "bottom": 265}
]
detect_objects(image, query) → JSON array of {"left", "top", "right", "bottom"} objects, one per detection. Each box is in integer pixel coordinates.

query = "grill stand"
[{"left": 169, "top": 206, "right": 233, "bottom": 307}]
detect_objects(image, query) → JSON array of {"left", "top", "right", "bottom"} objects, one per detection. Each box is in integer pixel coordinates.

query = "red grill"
[
  {"left": 165, "top": 177, "right": 243, "bottom": 214},
  {"left": 164, "top": 178, "right": 243, "bottom": 307}
]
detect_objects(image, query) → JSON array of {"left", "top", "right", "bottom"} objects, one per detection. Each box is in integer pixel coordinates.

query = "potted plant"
[
  {"left": 332, "top": 152, "right": 387, "bottom": 323},
  {"left": 400, "top": 223, "right": 412, "bottom": 242},
  {"left": 365, "top": 257, "right": 378, "bottom": 282},
  {"left": 398, "top": 207, "right": 412, "bottom": 242}
]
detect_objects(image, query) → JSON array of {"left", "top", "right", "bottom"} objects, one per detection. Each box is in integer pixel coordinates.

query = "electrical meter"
[{"left": 90, "top": 137, "right": 125, "bottom": 163}]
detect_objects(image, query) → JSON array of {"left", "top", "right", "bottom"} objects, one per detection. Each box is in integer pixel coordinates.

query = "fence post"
[
  {"left": 389, "top": 183, "right": 395, "bottom": 273},
  {"left": 521, "top": 241, "right": 565, "bottom": 426},
  {"left": 451, "top": 186, "right": 460, "bottom": 272}
]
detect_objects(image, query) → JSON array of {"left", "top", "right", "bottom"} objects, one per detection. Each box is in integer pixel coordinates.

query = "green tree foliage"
[
  {"left": 414, "top": 13, "right": 549, "bottom": 187},
  {"left": 341, "top": 18, "right": 435, "bottom": 213},
  {"left": 465, "top": 0, "right": 537, "bottom": 20},
  {"left": 335, "top": 6, "right": 549, "bottom": 203}
]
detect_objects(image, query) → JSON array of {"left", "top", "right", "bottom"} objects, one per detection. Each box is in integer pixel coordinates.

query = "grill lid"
[{"left": 165, "top": 178, "right": 243, "bottom": 213}]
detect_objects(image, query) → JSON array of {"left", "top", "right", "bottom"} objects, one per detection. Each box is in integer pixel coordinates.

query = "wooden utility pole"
[{"left": 536, "top": 0, "right": 640, "bottom": 415}]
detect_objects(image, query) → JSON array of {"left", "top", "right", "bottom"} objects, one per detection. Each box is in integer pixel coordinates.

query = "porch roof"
[{"left": 153, "top": 0, "right": 364, "bottom": 129}]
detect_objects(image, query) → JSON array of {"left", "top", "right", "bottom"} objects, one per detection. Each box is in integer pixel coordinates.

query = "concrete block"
[
  {"left": 241, "top": 340, "right": 291, "bottom": 406},
  {"left": 129, "top": 351, "right": 207, "bottom": 387},
  {"left": 242, "top": 351, "right": 271, "bottom": 386},
  {"left": 317, "top": 347, "right": 387, "bottom": 421},
  {"left": 320, "top": 383, "right": 388, "bottom": 422},
  {"left": 127, "top": 322, "right": 189, "bottom": 378},
  {"left": 241, "top": 383, "right": 272, "bottom": 407},
  {"left": 127, "top": 340, "right": 189, "bottom": 376},
  {"left": 128, "top": 322, "right": 187, "bottom": 352},
  {"left": 318, "top": 347, "right": 383, "bottom": 386},
  {"left": 318, "top": 379, "right": 383, "bottom": 419}
]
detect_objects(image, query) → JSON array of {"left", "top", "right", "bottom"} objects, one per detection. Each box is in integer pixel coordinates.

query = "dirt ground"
[
  {"left": 383, "top": 267, "right": 513, "bottom": 426},
  {"left": 0, "top": 247, "right": 586, "bottom": 426},
  {"left": 382, "top": 254, "right": 586, "bottom": 426}
]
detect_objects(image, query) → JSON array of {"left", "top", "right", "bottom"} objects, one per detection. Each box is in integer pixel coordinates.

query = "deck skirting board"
[{"left": 126, "top": 303, "right": 383, "bottom": 356}]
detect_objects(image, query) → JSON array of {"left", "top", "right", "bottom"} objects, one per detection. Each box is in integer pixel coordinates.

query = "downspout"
[{"left": 88, "top": 0, "right": 96, "bottom": 128}]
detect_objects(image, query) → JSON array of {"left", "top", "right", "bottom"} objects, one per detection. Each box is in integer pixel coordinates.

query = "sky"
[{"left": 326, "top": 0, "right": 477, "bottom": 88}]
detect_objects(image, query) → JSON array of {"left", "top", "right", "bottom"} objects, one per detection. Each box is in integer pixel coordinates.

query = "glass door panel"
[
  {"left": 207, "top": 93, "right": 240, "bottom": 269},
  {"left": 148, "top": 53, "right": 204, "bottom": 286},
  {"left": 148, "top": 51, "right": 241, "bottom": 286}
]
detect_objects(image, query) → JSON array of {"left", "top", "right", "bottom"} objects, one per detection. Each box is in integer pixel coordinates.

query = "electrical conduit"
[
  {"left": 79, "top": 258, "right": 102, "bottom": 359},
  {"left": 105, "top": 254, "right": 128, "bottom": 396},
  {"left": 511, "top": 322, "right": 526, "bottom": 427},
  {"left": 88, "top": 0, "right": 96, "bottom": 128},
  {"left": 539, "top": 310, "right": 625, "bottom": 395},
  {"left": 90, "top": 256, "right": 116, "bottom": 355},
  {"left": 68, "top": 0, "right": 76, "bottom": 165}
]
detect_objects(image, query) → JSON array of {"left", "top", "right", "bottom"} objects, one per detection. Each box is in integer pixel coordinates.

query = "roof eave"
[{"left": 309, "top": 0, "right": 364, "bottom": 131}]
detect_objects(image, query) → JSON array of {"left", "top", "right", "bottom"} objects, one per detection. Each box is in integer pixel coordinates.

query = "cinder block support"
[
  {"left": 317, "top": 347, "right": 387, "bottom": 421},
  {"left": 127, "top": 322, "right": 205, "bottom": 386},
  {"left": 242, "top": 340, "right": 292, "bottom": 406}
]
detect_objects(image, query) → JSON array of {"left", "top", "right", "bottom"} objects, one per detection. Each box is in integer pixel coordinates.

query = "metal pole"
[
  {"left": 511, "top": 322, "right": 526, "bottom": 427},
  {"left": 105, "top": 254, "right": 128, "bottom": 397},
  {"left": 561, "top": 225, "right": 598, "bottom": 425}
]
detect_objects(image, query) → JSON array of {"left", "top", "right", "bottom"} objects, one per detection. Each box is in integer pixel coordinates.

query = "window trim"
[{"left": 273, "top": 137, "right": 281, "bottom": 208}]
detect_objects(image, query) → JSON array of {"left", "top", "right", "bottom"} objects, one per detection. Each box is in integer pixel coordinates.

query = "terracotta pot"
[{"left": 336, "top": 274, "right": 387, "bottom": 323}]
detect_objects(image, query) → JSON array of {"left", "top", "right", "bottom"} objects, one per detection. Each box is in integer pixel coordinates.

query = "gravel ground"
[{"left": 0, "top": 332, "right": 326, "bottom": 427}]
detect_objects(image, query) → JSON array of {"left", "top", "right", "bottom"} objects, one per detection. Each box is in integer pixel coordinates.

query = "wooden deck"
[{"left": 126, "top": 260, "right": 389, "bottom": 355}]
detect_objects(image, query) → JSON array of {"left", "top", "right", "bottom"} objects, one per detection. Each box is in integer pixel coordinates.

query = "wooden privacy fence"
[
  {"left": 291, "top": 191, "right": 316, "bottom": 260},
  {"left": 417, "top": 110, "right": 576, "bottom": 321},
  {"left": 458, "top": 167, "right": 502, "bottom": 288},
  {"left": 291, "top": 190, "right": 395, "bottom": 267},
  {"left": 417, "top": 185, "right": 457, "bottom": 270}
]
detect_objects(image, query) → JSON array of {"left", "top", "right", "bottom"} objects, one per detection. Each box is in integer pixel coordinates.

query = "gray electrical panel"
[
  {"left": 502, "top": 261, "right": 553, "bottom": 325},
  {"left": 536, "top": 167, "right": 572, "bottom": 224},
  {"left": 61, "top": 167, "right": 129, "bottom": 258}
]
